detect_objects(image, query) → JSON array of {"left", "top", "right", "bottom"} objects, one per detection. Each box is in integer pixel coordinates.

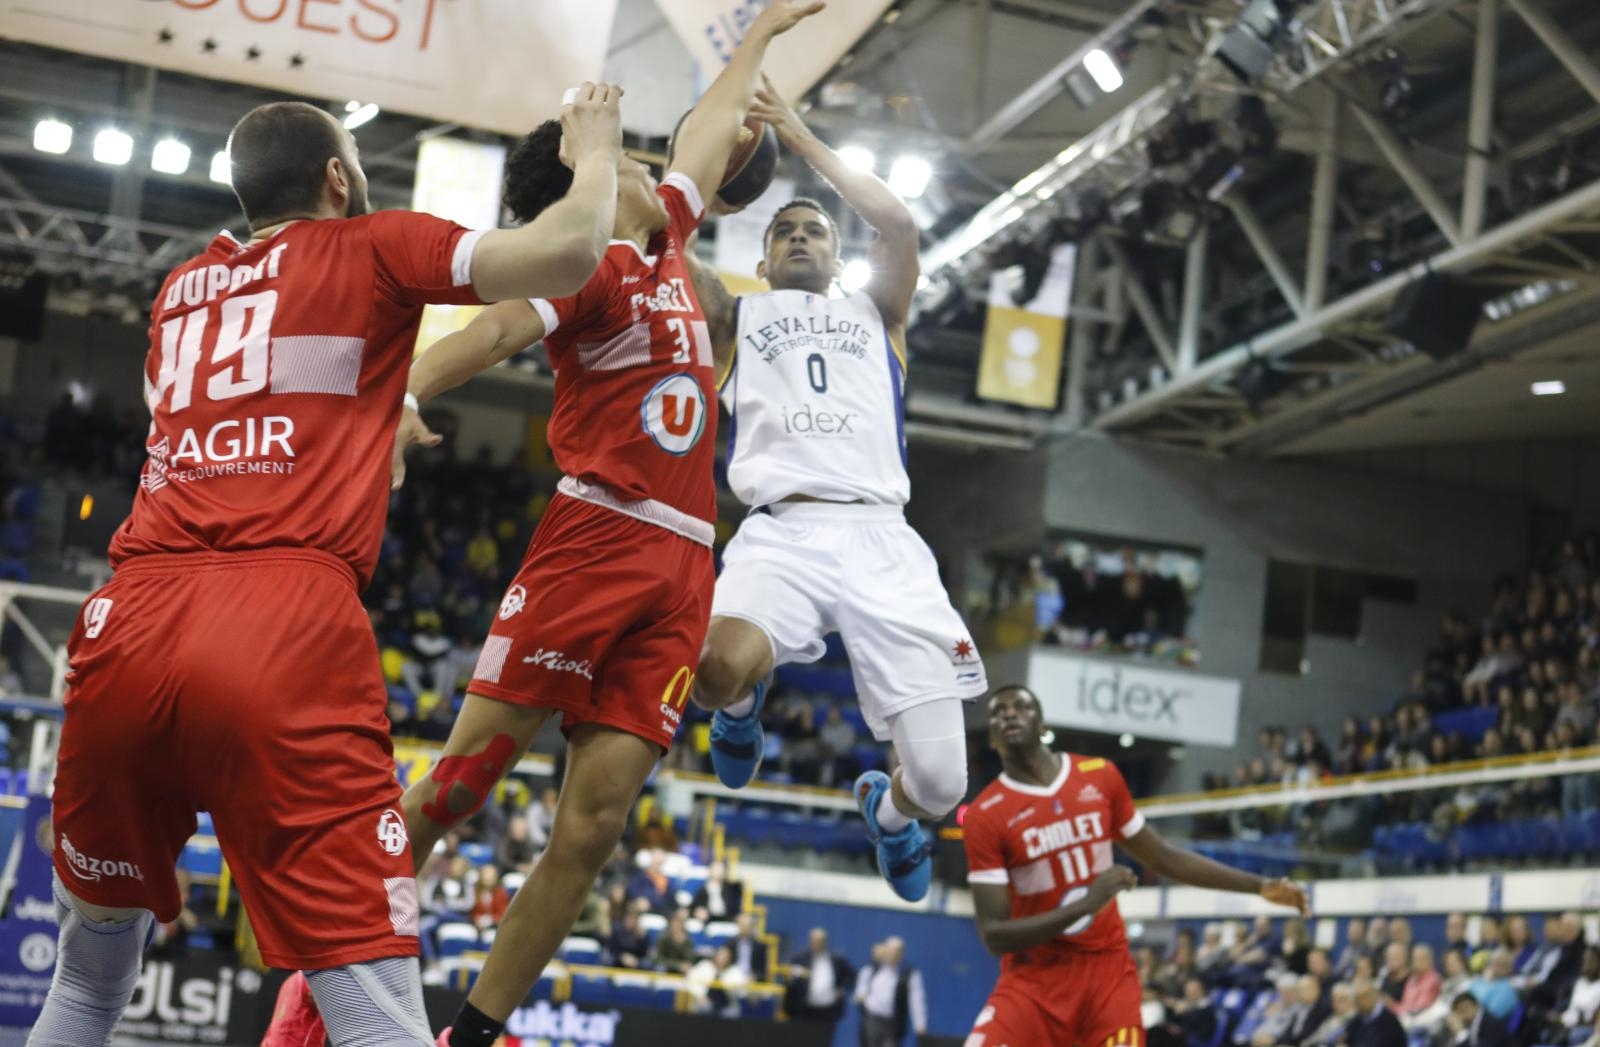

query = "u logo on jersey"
[{"left": 641, "top": 373, "right": 706, "bottom": 456}]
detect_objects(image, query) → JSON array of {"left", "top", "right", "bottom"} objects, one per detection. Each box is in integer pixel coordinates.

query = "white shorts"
[{"left": 711, "top": 502, "right": 989, "bottom": 739}]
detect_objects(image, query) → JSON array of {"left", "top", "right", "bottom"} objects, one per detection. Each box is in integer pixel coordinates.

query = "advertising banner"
[
  {"left": 0, "top": 0, "right": 618, "bottom": 136},
  {"left": 1027, "top": 648, "right": 1242, "bottom": 747},
  {"left": 655, "top": 0, "right": 895, "bottom": 100},
  {"left": 977, "top": 244, "right": 1075, "bottom": 410},
  {"left": 0, "top": 795, "right": 55, "bottom": 1030}
]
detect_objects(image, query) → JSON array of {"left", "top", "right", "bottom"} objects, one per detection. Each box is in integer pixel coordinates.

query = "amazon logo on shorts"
[
  {"left": 60, "top": 834, "right": 144, "bottom": 883},
  {"left": 659, "top": 666, "right": 695, "bottom": 727}
]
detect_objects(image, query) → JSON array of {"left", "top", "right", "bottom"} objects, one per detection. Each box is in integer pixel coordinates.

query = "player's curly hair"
[
  {"left": 502, "top": 120, "right": 573, "bottom": 225},
  {"left": 764, "top": 197, "right": 838, "bottom": 247}
]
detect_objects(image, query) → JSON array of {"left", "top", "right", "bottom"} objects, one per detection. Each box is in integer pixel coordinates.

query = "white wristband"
[{"left": 403, "top": 392, "right": 420, "bottom": 412}]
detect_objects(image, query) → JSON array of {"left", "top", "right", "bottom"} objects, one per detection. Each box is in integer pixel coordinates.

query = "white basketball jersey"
[{"left": 722, "top": 289, "right": 910, "bottom": 506}]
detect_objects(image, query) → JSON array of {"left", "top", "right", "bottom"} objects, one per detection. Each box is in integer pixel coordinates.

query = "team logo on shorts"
[
  {"left": 377, "top": 809, "right": 409, "bottom": 856},
  {"left": 640, "top": 373, "right": 706, "bottom": 456},
  {"left": 499, "top": 585, "right": 527, "bottom": 620}
]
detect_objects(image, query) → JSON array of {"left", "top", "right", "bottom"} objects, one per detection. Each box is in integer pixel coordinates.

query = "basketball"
[{"left": 669, "top": 111, "right": 780, "bottom": 208}]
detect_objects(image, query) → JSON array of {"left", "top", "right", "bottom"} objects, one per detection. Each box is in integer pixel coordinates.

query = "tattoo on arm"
[{"left": 689, "top": 255, "right": 738, "bottom": 351}]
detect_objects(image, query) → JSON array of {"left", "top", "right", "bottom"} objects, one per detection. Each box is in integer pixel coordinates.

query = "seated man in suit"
[
  {"left": 1445, "top": 992, "right": 1512, "bottom": 1047},
  {"left": 728, "top": 912, "right": 771, "bottom": 980},
  {"left": 1348, "top": 978, "right": 1407, "bottom": 1047}
]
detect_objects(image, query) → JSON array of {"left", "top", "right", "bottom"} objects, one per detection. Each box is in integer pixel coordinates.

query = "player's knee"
[
  {"left": 692, "top": 646, "right": 750, "bottom": 710},
  {"left": 901, "top": 748, "right": 967, "bottom": 817},
  {"left": 561, "top": 803, "right": 631, "bottom": 872}
]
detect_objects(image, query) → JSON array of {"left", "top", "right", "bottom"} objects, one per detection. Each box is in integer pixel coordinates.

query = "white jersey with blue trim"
[{"left": 721, "top": 288, "right": 910, "bottom": 507}]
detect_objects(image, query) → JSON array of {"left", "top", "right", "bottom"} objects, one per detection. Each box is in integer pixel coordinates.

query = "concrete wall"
[{"left": 1310, "top": 436, "right": 1600, "bottom": 533}]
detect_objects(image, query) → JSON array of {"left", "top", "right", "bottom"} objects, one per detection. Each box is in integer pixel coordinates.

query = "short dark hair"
[
  {"left": 503, "top": 120, "right": 571, "bottom": 225},
  {"left": 1452, "top": 992, "right": 1479, "bottom": 1010},
  {"left": 227, "top": 102, "right": 347, "bottom": 226},
  {"left": 988, "top": 684, "right": 1040, "bottom": 707},
  {"left": 764, "top": 197, "right": 837, "bottom": 247}
]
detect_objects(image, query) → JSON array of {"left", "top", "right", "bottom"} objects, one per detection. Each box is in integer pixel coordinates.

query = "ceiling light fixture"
[{"left": 33, "top": 119, "right": 72, "bottom": 155}]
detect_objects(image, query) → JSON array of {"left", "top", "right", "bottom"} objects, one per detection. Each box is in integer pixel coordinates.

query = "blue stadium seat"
[
  {"left": 458, "top": 842, "right": 494, "bottom": 867},
  {"left": 570, "top": 971, "right": 615, "bottom": 1005},
  {"left": 743, "top": 995, "right": 780, "bottom": 1019},
  {"left": 558, "top": 936, "right": 603, "bottom": 964},
  {"left": 436, "top": 924, "right": 479, "bottom": 959}
]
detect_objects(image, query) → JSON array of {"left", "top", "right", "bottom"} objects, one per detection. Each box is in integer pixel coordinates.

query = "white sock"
[
  {"left": 875, "top": 791, "right": 913, "bottom": 833},
  {"left": 725, "top": 694, "right": 756, "bottom": 718}
]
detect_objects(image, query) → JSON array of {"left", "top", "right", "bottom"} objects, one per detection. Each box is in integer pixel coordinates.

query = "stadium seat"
[
  {"left": 458, "top": 842, "right": 493, "bottom": 867},
  {"left": 503, "top": 871, "right": 526, "bottom": 894},
  {"left": 704, "top": 920, "right": 738, "bottom": 944},
  {"left": 638, "top": 912, "right": 668, "bottom": 942},
  {"left": 558, "top": 936, "right": 603, "bottom": 964},
  {"left": 570, "top": 971, "right": 615, "bottom": 1006},
  {"left": 436, "top": 924, "right": 479, "bottom": 959}
]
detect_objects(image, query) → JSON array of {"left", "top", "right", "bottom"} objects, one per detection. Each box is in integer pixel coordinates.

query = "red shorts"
[
  {"left": 52, "top": 550, "right": 419, "bottom": 971},
  {"left": 967, "top": 949, "right": 1144, "bottom": 1047},
  {"left": 469, "top": 493, "right": 715, "bottom": 751}
]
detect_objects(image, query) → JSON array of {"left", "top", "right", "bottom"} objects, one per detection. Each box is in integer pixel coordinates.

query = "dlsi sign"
[{"left": 1027, "top": 650, "right": 1241, "bottom": 747}]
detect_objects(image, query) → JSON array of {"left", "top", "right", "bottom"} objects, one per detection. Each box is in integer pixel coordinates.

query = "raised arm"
[
  {"left": 683, "top": 248, "right": 738, "bottom": 383},
  {"left": 971, "top": 866, "right": 1135, "bottom": 956},
  {"left": 668, "top": 1, "right": 824, "bottom": 203},
  {"left": 468, "top": 83, "right": 622, "bottom": 302},
  {"left": 749, "top": 77, "right": 920, "bottom": 327},
  {"left": 1117, "top": 822, "right": 1310, "bottom": 915},
  {"left": 391, "top": 300, "right": 546, "bottom": 489}
]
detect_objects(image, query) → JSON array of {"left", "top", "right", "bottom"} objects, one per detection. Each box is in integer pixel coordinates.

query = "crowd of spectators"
[
  {"left": 1195, "top": 534, "right": 1600, "bottom": 847},
  {"left": 975, "top": 540, "right": 1199, "bottom": 663},
  {"left": 1142, "top": 913, "right": 1599, "bottom": 1047}
]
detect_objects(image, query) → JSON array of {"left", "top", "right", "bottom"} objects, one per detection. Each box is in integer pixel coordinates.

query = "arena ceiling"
[{"left": 1, "top": 0, "right": 1598, "bottom": 456}]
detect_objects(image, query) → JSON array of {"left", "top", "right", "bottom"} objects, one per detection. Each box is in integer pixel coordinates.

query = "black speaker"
[{"left": 1384, "top": 273, "right": 1483, "bottom": 360}]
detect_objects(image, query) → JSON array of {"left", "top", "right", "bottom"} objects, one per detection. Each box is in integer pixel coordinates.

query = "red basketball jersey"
[
  {"left": 964, "top": 754, "right": 1147, "bottom": 968},
  {"left": 530, "top": 173, "right": 716, "bottom": 526},
  {"left": 110, "top": 211, "right": 484, "bottom": 586}
]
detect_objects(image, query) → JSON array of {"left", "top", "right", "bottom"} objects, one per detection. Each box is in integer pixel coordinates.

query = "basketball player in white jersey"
[{"left": 686, "top": 78, "right": 986, "bottom": 902}]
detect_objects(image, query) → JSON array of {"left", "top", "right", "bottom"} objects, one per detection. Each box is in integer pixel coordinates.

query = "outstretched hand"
[
  {"left": 749, "top": 74, "right": 809, "bottom": 149},
  {"left": 391, "top": 404, "right": 441, "bottom": 491},
  {"left": 754, "top": 0, "right": 826, "bottom": 38},
  {"left": 1259, "top": 878, "right": 1310, "bottom": 916}
]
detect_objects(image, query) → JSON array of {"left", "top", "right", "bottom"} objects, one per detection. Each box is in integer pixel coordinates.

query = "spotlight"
[
  {"left": 888, "top": 156, "right": 932, "bottom": 200},
  {"left": 33, "top": 119, "right": 72, "bottom": 155},
  {"left": 209, "top": 150, "right": 231, "bottom": 185},
  {"left": 1531, "top": 380, "right": 1566, "bottom": 397},
  {"left": 840, "top": 258, "right": 873, "bottom": 293},
  {"left": 342, "top": 102, "right": 379, "bottom": 130},
  {"left": 92, "top": 128, "right": 133, "bottom": 166},
  {"left": 838, "top": 145, "right": 876, "bottom": 173},
  {"left": 1146, "top": 115, "right": 1216, "bottom": 167},
  {"left": 1216, "top": 0, "right": 1295, "bottom": 85},
  {"left": 1227, "top": 96, "right": 1278, "bottom": 156},
  {"left": 1119, "top": 733, "right": 1135, "bottom": 748},
  {"left": 151, "top": 138, "right": 191, "bottom": 175},
  {"left": 1139, "top": 182, "right": 1203, "bottom": 244},
  {"left": 1083, "top": 48, "right": 1124, "bottom": 93}
]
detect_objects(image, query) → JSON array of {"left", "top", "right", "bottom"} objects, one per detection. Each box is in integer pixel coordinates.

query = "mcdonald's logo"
[{"left": 660, "top": 665, "right": 695, "bottom": 715}]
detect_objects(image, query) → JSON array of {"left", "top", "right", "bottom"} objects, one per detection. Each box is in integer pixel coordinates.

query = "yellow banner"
[{"left": 977, "top": 244, "right": 1076, "bottom": 410}]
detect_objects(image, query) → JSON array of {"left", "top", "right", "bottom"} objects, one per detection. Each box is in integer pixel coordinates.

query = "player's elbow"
[
  {"left": 976, "top": 926, "right": 1008, "bottom": 957},
  {"left": 540, "top": 237, "right": 607, "bottom": 298},
  {"left": 874, "top": 209, "right": 920, "bottom": 246}
]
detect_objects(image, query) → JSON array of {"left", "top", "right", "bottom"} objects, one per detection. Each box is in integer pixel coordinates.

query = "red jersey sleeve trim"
[
  {"left": 968, "top": 868, "right": 1010, "bottom": 885},
  {"left": 451, "top": 229, "right": 488, "bottom": 288},
  {"left": 660, "top": 172, "right": 706, "bottom": 221},
  {"left": 1119, "top": 811, "right": 1147, "bottom": 839},
  {"left": 530, "top": 298, "right": 560, "bottom": 337}
]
